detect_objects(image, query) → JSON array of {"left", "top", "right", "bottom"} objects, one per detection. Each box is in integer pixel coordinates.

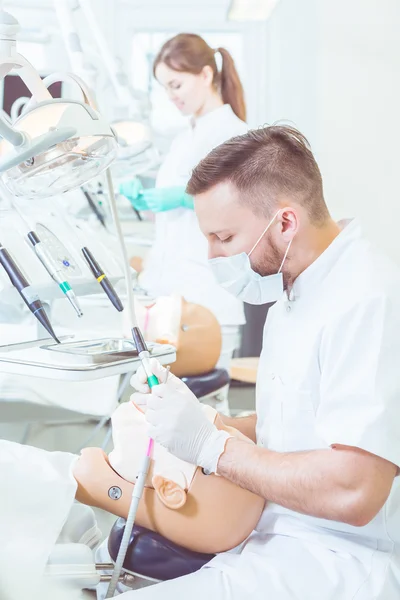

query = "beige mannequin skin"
[
  {"left": 73, "top": 407, "right": 264, "bottom": 554},
  {"left": 170, "top": 299, "right": 221, "bottom": 377},
  {"left": 132, "top": 296, "right": 222, "bottom": 377}
]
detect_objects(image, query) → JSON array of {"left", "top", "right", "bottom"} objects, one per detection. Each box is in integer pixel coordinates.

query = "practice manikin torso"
[{"left": 74, "top": 401, "right": 264, "bottom": 553}]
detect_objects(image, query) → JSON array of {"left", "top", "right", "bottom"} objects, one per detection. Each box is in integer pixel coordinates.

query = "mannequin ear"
[{"left": 152, "top": 475, "right": 187, "bottom": 510}]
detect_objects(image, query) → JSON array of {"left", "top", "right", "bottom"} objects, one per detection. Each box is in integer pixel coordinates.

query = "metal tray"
[{"left": 40, "top": 337, "right": 147, "bottom": 364}]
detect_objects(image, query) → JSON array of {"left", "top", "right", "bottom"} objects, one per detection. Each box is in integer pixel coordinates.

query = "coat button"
[{"left": 286, "top": 304, "right": 292, "bottom": 313}]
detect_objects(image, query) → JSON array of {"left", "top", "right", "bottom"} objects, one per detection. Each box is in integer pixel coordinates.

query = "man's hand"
[{"left": 131, "top": 359, "right": 232, "bottom": 473}]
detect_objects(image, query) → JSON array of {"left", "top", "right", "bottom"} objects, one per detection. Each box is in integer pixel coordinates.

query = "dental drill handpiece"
[
  {"left": 0, "top": 244, "right": 60, "bottom": 343},
  {"left": 81, "top": 246, "right": 124, "bottom": 312},
  {"left": 27, "top": 231, "right": 83, "bottom": 318}
]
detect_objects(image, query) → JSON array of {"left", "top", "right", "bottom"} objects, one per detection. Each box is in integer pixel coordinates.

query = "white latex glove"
[{"left": 130, "top": 359, "right": 232, "bottom": 474}]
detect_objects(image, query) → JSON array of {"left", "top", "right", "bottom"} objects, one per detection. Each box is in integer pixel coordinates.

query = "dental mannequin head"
[
  {"left": 153, "top": 33, "right": 246, "bottom": 121},
  {"left": 74, "top": 402, "right": 264, "bottom": 553},
  {"left": 108, "top": 401, "right": 215, "bottom": 509},
  {"left": 188, "top": 125, "right": 340, "bottom": 291},
  {"left": 132, "top": 296, "right": 222, "bottom": 377}
]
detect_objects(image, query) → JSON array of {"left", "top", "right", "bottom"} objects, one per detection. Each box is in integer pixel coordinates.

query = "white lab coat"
[
  {"left": 0, "top": 441, "right": 78, "bottom": 600},
  {"left": 139, "top": 104, "right": 246, "bottom": 327},
  {"left": 120, "top": 219, "right": 400, "bottom": 599}
]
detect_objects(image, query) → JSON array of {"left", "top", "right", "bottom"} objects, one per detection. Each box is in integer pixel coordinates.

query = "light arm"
[
  {"left": 53, "top": 0, "right": 97, "bottom": 90},
  {"left": 217, "top": 440, "right": 396, "bottom": 526},
  {"left": 0, "top": 117, "right": 24, "bottom": 146}
]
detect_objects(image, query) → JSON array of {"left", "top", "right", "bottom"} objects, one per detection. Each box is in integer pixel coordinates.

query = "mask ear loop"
[
  {"left": 278, "top": 238, "right": 293, "bottom": 274},
  {"left": 248, "top": 210, "right": 280, "bottom": 257}
]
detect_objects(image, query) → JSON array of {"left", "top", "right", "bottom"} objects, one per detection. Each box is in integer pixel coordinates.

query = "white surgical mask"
[{"left": 209, "top": 211, "right": 292, "bottom": 305}]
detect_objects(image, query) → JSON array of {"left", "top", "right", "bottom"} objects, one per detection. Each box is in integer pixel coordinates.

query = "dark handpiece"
[
  {"left": 81, "top": 246, "right": 124, "bottom": 312},
  {"left": 0, "top": 245, "right": 60, "bottom": 343}
]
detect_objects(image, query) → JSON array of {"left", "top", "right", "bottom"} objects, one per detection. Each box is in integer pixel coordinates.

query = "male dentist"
[{"left": 127, "top": 126, "right": 400, "bottom": 600}]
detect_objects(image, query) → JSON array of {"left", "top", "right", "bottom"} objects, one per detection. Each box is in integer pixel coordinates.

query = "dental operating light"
[
  {"left": 0, "top": 10, "right": 117, "bottom": 199},
  {"left": 53, "top": 0, "right": 156, "bottom": 179}
]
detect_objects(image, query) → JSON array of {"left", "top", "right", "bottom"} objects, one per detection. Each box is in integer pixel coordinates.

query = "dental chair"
[
  {"left": 106, "top": 518, "right": 215, "bottom": 585},
  {"left": 46, "top": 507, "right": 214, "bottom": 594},
  {"left": 183, "top": 367, "right": 230, "bottom": 412}
]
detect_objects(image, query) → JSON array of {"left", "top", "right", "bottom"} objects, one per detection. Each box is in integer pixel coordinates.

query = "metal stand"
[{"left": 75, "top": 371, "right": 132, "bottom": 453}]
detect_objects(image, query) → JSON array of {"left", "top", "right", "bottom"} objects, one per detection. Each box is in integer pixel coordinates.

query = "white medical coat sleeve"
[
  {"left": 0, "top": 441, "right": 78, "bottom": 600},
  {"left": 316, "top": 294, "right": 400, "bottom": 467}
]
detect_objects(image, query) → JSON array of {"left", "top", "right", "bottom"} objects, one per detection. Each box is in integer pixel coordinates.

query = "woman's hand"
[
  {"left": 119, "top": 178, "right": 148, "bottom": 211},
  {"left": 141, "top": 187, "right": 194, "bottom": 212}
]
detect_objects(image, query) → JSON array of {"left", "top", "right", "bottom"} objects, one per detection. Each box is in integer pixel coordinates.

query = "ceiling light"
[{"left": 228, "top": 0, "right": 280, "bottom": 21}]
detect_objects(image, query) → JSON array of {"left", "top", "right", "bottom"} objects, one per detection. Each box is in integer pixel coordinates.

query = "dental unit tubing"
[{"left": 104, "top": 168, "right": 159, "bottom": 597}]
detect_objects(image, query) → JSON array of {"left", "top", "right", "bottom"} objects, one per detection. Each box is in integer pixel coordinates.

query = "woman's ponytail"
[
  {"left": 153, "top": 34, "right": 247, "bottom": 122},
  {"left": 217, "top": 47, "right": 246, "bottom": 122}
]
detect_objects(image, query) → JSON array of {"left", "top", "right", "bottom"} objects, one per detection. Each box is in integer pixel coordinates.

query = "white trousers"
[{"left": 115, "top": 534, "right": 399, "bottom": 600}]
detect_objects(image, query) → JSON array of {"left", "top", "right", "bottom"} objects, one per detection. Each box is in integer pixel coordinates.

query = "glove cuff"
[
  {"left": 182, "top": 193, "right": 194, "bottom": 209},
  {"left": 198, "top": 429, "right": 232, "bottom": 475}
]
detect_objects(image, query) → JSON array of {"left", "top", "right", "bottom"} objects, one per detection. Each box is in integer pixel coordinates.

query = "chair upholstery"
[
  {"left": 182, "top": 368, "right": 230, "bottom": 398},
  {"left": 108, "top": 519, "right": 215, "bottom": 581}
]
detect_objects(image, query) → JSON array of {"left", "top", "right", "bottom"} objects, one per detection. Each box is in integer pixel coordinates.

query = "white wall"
[
  {"left": 264, "top": 0, "right": 318, "bottom": 143},
  {"left": 317, "top": 0, "right": 400, "bottom": 261},
  {"left": 262, "top": 0, "right": 400, "bottom": 262}
]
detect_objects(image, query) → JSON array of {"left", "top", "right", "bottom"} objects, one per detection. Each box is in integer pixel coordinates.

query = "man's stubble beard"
[{"left": 251, "top": 236, "right": 293, "bottom": 291}]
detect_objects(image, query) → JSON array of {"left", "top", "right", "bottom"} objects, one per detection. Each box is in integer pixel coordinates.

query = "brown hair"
[
  {"left": 153, "top": 33, "right": 246, "bottom": 122},
  {"left": 187, "top": 125, "right": 329, "bottom": 225}
]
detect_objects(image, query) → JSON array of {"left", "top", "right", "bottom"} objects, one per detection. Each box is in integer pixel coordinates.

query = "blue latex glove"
[
  {"left": 140, "top": 186, "right": 194, "bottom": 213},
  {"left": 119, "top": 178, "right": 148, "bottom": 211}
]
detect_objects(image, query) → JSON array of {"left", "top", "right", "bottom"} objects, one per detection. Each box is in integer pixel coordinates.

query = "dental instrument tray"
[
  {"left": 0, "top": 337, "right": 175, "bottom": 381},
  {"left": 40, "top": 337, "right": 154, "bottom": 365}
]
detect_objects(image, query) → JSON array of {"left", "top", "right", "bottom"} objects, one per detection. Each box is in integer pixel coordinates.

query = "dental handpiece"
[
  {"left": 81, "top": 246, "right": 124, "bottom": 312},
  {"left": 0, "top": 244, "right": 60, "bottom": 343},
  {"left": 131, "top": 326, "right": 159, "bottom": 387},
  {"left": 27, "top": 231, "right": 83, "bottom": 318},
  {"left": 106, "top": 325, "right": 159, "bottom": 598}
]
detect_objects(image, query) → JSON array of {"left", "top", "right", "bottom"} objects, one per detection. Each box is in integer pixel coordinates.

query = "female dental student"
[{"left": 120, "top": 34, "right": 247, "bottom": 349}]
